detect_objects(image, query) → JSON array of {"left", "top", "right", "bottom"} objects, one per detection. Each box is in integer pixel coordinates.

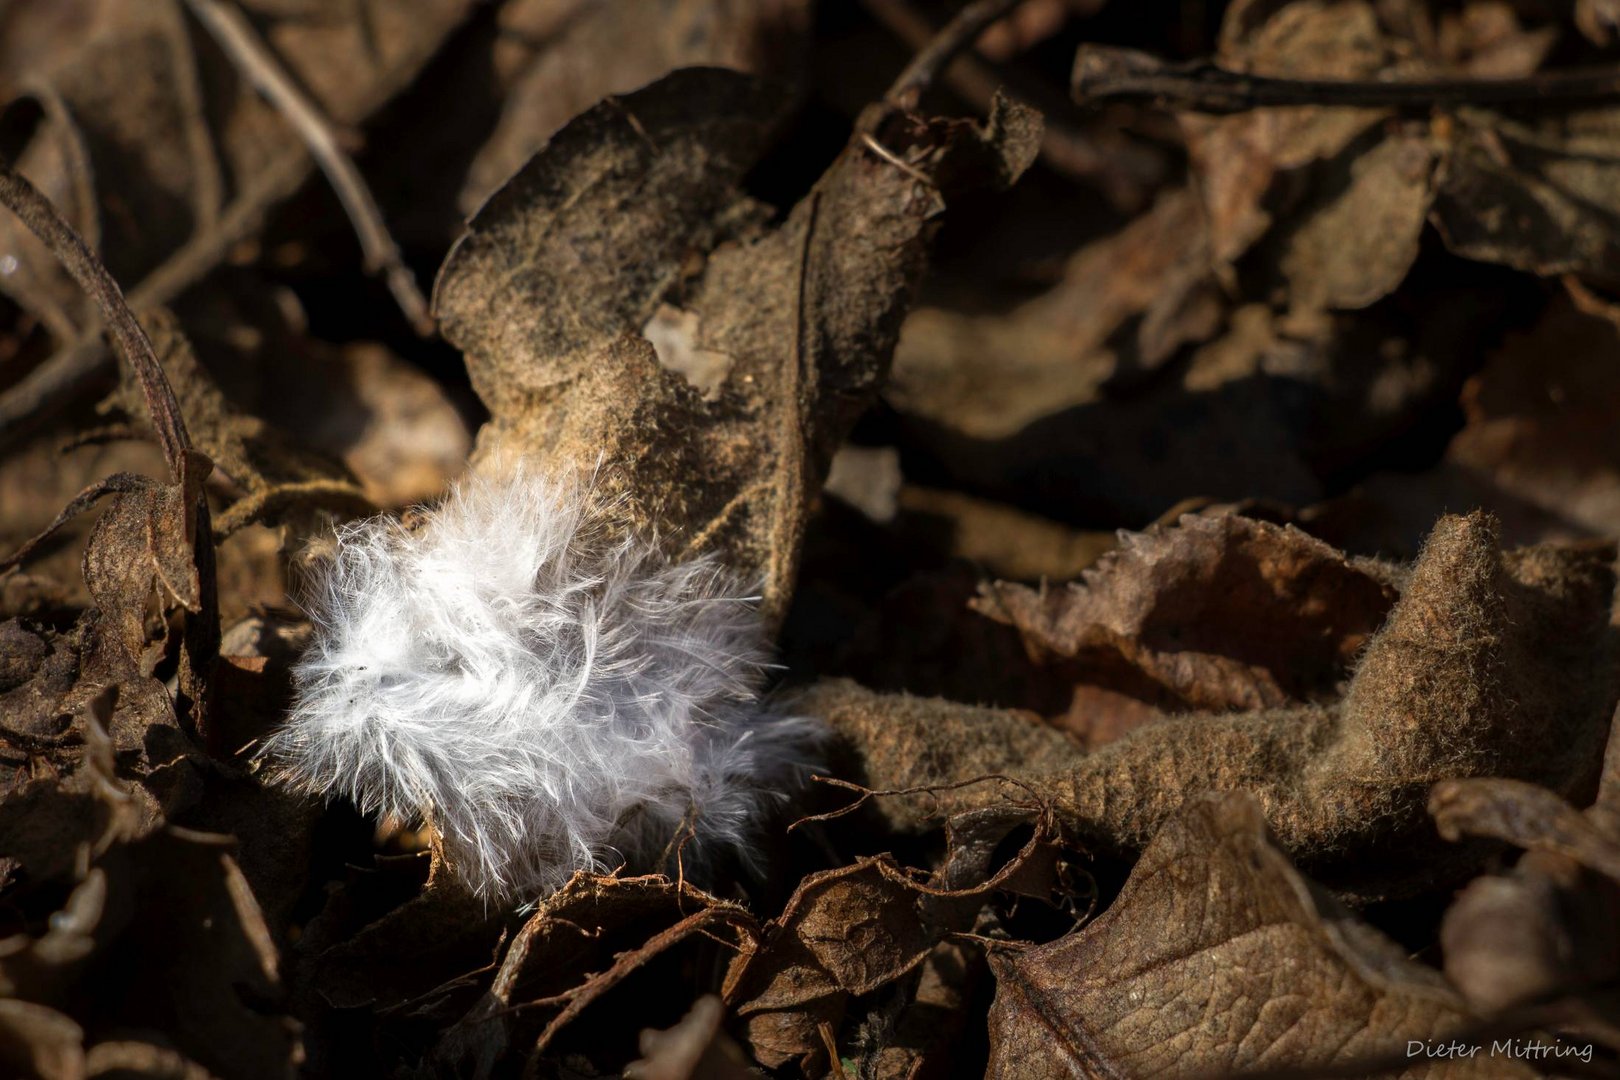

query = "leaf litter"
[{"left": 3, "top": 1, "right": 1620, "bottom": 1076}]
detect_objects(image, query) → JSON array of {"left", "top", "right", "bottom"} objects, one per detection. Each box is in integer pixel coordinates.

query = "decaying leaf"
[
  {"left": 1304, "top": 296, "right": 1620, "bottom": 557},
  {"left": 725, "top": 807, "right": 1065, "bottom": 1068},
  {"left": 1182, "top": 0, "right": 1437, "bottom": 308},
  {"left": 1433, "top": 106, "right": 1620, "bottom": 280},
  {"left": 435, "top": 66, "right": 1039, "bottom": 621},
  {"left": 887, "top": 188, "right": 1216, "bottom": 443},
  {"left": 1429, "top": 724, "right": 1620, "bottom": 1028},
  {"left": 0, "top": 698, "right": 299, "bottom": 1078},
  {"left": 819, "top": 511, "right": 1620, "bottom": 899},
  {"left": 5, "top": 2, "right": 1620, "bottom": 1076},
  {"left": 457, "top": 0, "right": 811, "bottom": 215},
  {"left": 974, "top": 511, "right": 1399, "bottom": 713},
  {"left": 986, "top": 794, "right": 1525, "bottom": 1078}
]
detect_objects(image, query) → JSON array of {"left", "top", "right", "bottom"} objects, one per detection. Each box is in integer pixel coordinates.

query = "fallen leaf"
[
  {"left": 725, "top": 807, "right": 1065, "bottom": 1068},
  {"left": 457, "top": 0, "right": 812, "bottom": 216},
  {"left": 1304, "top": 297, "right": 1620, "bottom": 556},
  {"left": 985, "top": 793, "right": 1525, "bottom": 1078},
  {"left": 1430, "top": 725, "right": 1620, "bottom": 1023},
  {"left": 1432, "top": 106, "right": 1620, "bottom": 280},
  {"left": 436, "top": 66, "right": 1039, "bottom": 620},
  {"left": 1181, "top": 0, "right": 1430, "bottom": 296},
  {"left": 106, "top": 308, "right": 374, "bottom": 536},
  {"left": 819, "top": 512, "right": 1620, "bottom": 900},
  {"left": 886, "top": 188, "right": 1217, "bottom": 443},
  {"left": 973, "top": 511, "right": 1399, "bottom": 713},
  {"left": 0, "top": 1000, "right": 85, "bottom": 1080}
]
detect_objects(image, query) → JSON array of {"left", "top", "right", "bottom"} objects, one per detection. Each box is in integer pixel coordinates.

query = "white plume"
[{"left": 260, "top": 463, "right": 822, "bottom": 904}]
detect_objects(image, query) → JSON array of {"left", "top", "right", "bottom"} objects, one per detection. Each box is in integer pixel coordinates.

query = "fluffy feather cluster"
[{"left": 261, "top": 464, "right": 821, "bottom": 904}]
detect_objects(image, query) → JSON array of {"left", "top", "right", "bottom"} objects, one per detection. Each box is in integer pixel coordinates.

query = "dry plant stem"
[
  {"left": 0, "top": 165, "right": 192, "bottom": 477},
  {"left": 1074, "top": 44, "right": 1620, "bottom": 113},
  {"left": 181, "top": 0, "right": 433, "bottom": 335},
  {"left": 863, "top": 0, "right": 1155, "bottom": 197},
  {"left": 0, "top": 161, "right": 219, "bottom": 739},
  {"left": 885, "top": 0, "right": 1030, "bottom": 109},
  {"left": 521, "top": 905, "right": 756, "bottom": 1076}
]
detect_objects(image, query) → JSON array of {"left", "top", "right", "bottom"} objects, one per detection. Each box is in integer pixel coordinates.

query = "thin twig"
[
  {"left": 862, "top": 0, "right": 1164, "bottom": 203},
  {"left": 1074, "top": 44, "right": 1620, "bottom": 114},
  {"left": 885, "top": 0, "right": 1030, "bottom": 109},
  {"left": 518, "top": 905, "right": 755, "bottom": 1077},
  {"left": 0, "top": 166, "right": 192, "bottom": 477},
  {"left": 181, "top": 0, "right": 434, "bottom": 334}
]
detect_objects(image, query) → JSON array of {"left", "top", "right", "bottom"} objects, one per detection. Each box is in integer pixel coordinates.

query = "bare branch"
[
  {"left": 1073, "top": 44, "right": 1620, "bottom": 114},
  {"left": 884, "top": 0, "right": 1030, "bottom": 110}
]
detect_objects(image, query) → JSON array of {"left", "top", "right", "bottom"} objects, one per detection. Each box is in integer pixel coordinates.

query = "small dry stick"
[
  {"left": 181, "top": 0, "right": 434, "bottom": 334},
  {"left": 1074, "top": 44, "right": 1620, "bottom": 113},
  {"left": 884, "top": 0, "right": 1030, "bottom": 109}
]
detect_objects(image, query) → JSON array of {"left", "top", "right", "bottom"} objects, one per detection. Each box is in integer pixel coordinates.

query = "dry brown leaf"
[
  {"left": 725, "top": 807, "right": 1064, "bottom": 1068},
  {"left": 1433, "top": 106, "right": 1620, "bottom": 279},
  {"left": 171, "top": 276, "right": 472, "bottom": 510},
  {"left": 973, "top": 511, "right": 1399, "bottom": 713},
  {"left": 425, "top": 874, "right": 755, "bottom": 1077},
  {"left": 458, "top": 0, "right": 811, "bottom": 215},
  {"left": 1448, "top": 300, "right": 1620, "bottom": 539},
  {"left": 0, "top": 1000, "right": 85, "bottom": 1080},
  {"left": 1441, "top": 850, "right": 1620, "bottom": 1025},
  {"left": 985, "top": 793, "right": 1524, "bottom": 1079},
  {"left": 1429, "top": 726, "right": 1620, "bottom": 1023},
  {"left": 819, "top": 512, "right": 1619, "bottom": 900},
  {"left": 723, "top": 857, "right": 937, "bottom": 1068},
  {"left": 84, "top": 1040, "right": 214, "bottom": 1079},
  {"left": 894, "top": 486, "right": 1117, "bottom": 583},
  {"left": 0, "top": 437, "right": 170, "bottom": 620},
  {"left": 807, "top": 682, "right": 1075, "bottom": 834},
  {"left": 1578, "top": 0, "right": 1620, "bottom": 44},
  {"left": 1183, "top": 0, "right": 1430, "bottom": 292},
  {"left": 436, "top": 66, "right": 1039, "bottom": 620},
  {"left": 0, "top": 693, "right": 298, "bottom": 1079},
  {"left": 887, "top": 188, "right": 1217, "bottom": 443}
]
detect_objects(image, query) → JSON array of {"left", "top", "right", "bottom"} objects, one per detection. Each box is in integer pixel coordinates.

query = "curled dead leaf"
[
  {"left": 435, "top": 66, "right": 1039, "bottom": 620},
  {"left": 820, "top": 512, "right": 1620, "bottom": 900},
  {"left": 986, "top": 793, "right": 1526, "bottom": 1078},
  {"left": 973, "top": 511, "right": 1399, "bottom": 714}
]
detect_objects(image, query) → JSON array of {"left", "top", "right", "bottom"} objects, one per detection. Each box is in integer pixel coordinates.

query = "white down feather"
[{"left": 260, "top": 464, "right": 822, "bottom": 904}]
